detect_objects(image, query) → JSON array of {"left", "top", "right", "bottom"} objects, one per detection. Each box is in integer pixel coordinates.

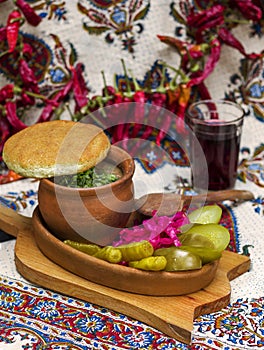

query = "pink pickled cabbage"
[{"left": 113, "top": 211, "right": 189, "bottom": 249}]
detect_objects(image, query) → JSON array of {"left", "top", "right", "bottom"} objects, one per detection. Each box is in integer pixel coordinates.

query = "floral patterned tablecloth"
[{"left": 0, "top": 1, "right": 264, "bottom": 349}]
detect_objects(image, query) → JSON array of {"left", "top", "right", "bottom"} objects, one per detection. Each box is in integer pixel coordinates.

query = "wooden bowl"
[
  {"left": 32, "top": 207, "right": 219, "bottom": 296},
  {"left": 38, "top": 146, "right": 135, "bottom": 246}
]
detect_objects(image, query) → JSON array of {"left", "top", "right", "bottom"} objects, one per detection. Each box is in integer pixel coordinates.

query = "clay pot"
[{"left": 38, "top": 146, "right": 135, "bottom": 246}]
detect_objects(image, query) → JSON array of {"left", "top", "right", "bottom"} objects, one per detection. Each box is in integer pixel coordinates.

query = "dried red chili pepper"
[
  {"left": 0, "top": 112, "right": 10, "bottom": 141},
  {"left": 22, "top": 42, "right": 33, "bottom": 56},
  {"left": 15, "top": 0, "right": 42, "bottom": 26},
  {"left": 0, "top": 170, "right": 22, "bottom": 184},
  {"left": 187, "top": 4, "right": 225, "bottom": 29},
  {"left": 157, "top": 35, "right": 209, "bottom": 76},
  {"left": 37, "top": 80, "right": 73, "bottom": 122},
  {"left": 37, "top": 101, "right": 58, "bottom": 123},
  {"left": 168, "top": 83, "right": 190, "bottom": 134},
  {"left": 0, "top": 84, "right": 14, "bottom": 104},
  {"left": 0, "top": 114, "right": 11, "bottom": 160},
  {"left": 132, "top": 90, "right": 146, "bottom": 135},
  {"left": 156, "top": 110, "right": 172, "bottom": 147},
  {"left": 18, "top": 59, "right": 39, "bottom": 91},
  {"left": 0, "top": 27, "right": 7, "bottom": 41},
  {"left": 5, "top": 101, "right": 27, "bottom": 132},
  {"left": 166, "top": 87, "right": 181, "bottom": 112},
  {"left": 157, "top": 35, "right": 202, "bottom": 58},
  {"left": 118, "top": 60, "right": 141, "bottom": 140},
  {"left": 196, "top": 16, "right": 224, "bottom": 43},
  {"left": 6, "top": 10, "right": 23, "bottom": 52},
  {"left": 128, "top": 68, "right": 146, "bottom": 138},
  {"left": 148, "top": 91, "right": 167, "bottom": 122},
  {"left": 102, "top": 82, "right": 116, "bottom": 102},
  {"left": 100, "top": 71, "right": 117, "bottom": 108},
  {"left": 107, "top": 94, "right": 129, "bottom": 144},
  {"left": 187, "top": 38, "right": 221, "bottom": 87},
  {"left": 147, "top": 92, "right": 168, "bottom": 146},
  {"left": 18, "top": 89, "right": 35, "bottom": 107},
  {"left": 218, "top": 27, "right": 262, "bottom": 59},
  {"left": 186, "top": 4, "right": 225, "bottom": 42},
  {"left": 196, "top": 82, "right": 212, "bottom": 101},
  {"left": 71, "top": 63, "right": 88, "bottom": 111},
  {"left": 230, "top": 0, "right": 262, "bottom": 22},
  {"left": 115, "top": 96, "right": 132, "bottom": 144}
]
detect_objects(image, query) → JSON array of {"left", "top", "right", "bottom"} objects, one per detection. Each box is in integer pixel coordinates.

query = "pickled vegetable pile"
[{"left": 64, "top": 204, "right": 230, "bottom": 272}]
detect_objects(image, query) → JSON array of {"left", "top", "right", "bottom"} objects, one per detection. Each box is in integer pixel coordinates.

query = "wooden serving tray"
[{"left": 0, "top": 205, "right": 251, "bottom": 344}]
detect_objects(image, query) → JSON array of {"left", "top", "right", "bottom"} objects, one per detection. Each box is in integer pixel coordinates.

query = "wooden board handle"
[{"left": 0, "top": 205, "right": 31, "bottom": 238}]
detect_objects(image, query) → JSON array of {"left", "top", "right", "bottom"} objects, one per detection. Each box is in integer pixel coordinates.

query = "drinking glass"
[{"left": 186, "top": 100, "right": 244, "bottom": 191}]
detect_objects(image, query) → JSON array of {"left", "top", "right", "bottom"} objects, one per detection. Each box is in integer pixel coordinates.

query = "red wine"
[
  {"left": 186, "top": 100, "right": 244, "bottom": 191},
  {"left": 190, "top": 123, "right": 241, "bottom": 190}
]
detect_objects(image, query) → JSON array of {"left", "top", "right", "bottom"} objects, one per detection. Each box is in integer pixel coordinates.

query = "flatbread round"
[{"left": 3, "top": 120, "right": 110, "bottom": 178}]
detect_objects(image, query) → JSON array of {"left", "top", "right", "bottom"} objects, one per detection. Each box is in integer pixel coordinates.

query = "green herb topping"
[{"left": 56, "top": 166, "right": 120, "bottom": 188}]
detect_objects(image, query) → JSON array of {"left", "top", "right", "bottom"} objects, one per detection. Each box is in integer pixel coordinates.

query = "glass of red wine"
[{"left": 186, "top": 100, "right": 245, "bottom": 191}]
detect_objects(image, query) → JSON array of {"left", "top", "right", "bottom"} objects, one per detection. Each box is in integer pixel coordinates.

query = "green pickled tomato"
[
  {"left": 179, "top": 245, "right": 222, "bottom": 264},
  {"left": 154, "top": 246, "right": 202, "bottom": 271},
  {"left": 164, "top": 248, "right": 202, "bottom": 271},
  {"left": 154, "top": 246, "right": 180, "bottom": 257},
  {"left": 129, "top": 256, "right": 167, "bottom": 271},
  {"left": 185, "top": 223, "right": 230, "bottom": 252},
  {"left": 188, "top": 205, "right": 222, "bottom": 224},
  {"left": 116, "top": 240, "right": 154, "bottom": 262},
  {"left": 64, "top": 240, "right": 101, "bottom": 255},
  {"left": 178, "top": 232, "right": 215, "bottom": 248}
]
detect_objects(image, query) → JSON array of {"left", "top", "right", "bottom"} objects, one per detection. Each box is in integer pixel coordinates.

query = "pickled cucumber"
[
  {"left": 129, "top": 256, "right": 167, "bottom": 271},
  {"left": 64, "top": 240, "right": 122, "bottom": 263},
  {"left": 184, "top": 223, "right": 230, "bottom": 252},
  {"left": 178, "top": 232, "right": 215, "bottom": 248},
  {"left": 188, "top": 205, "right": 222, "bottom": 224},
  {"left": 93, "top": 246, "right": 122, "bottom": 263},
  {"left": 116, "top": 240, "right": 154, "bottom": 262},
  {"left": 64, "top": 240, "right": 101, "bottom": 255}
]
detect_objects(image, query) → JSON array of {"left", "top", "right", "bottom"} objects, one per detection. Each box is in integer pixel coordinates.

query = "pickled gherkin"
[
  {"left": 64, "top": 240, "right": 101, "bottom": 255},
  {"left": 116, "top": 240, "right": 154, "bottom": 262},
  {"left": 129, "top": 256, "right": 167, "bottom": 271},
  {"left": 93, "top": 246, "right": 122, "bottom": 263},
  {"left": 64, "top": 240, "right": 122, "bottom": 263}
]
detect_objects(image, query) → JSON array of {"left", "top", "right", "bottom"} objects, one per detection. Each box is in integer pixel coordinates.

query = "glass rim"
[{"left": 186, "top": 99, "right": 245, "bottom": 125}]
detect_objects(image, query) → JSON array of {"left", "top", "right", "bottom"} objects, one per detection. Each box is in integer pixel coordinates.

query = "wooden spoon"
[{"left": 135, "top": 189, "right": 254, "bottom": 217}]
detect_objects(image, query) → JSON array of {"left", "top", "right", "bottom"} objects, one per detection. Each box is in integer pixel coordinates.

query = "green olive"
[
  {"left": 179, "top": 245, "right": 222, "bottom": 264},
  {"left": 188, "top": 205, "right": 222, "bottom": 224}
]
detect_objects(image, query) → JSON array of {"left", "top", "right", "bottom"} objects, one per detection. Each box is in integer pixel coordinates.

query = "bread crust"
[{"left": 3, "top": 120, "right": 111, "bottom": 178}]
